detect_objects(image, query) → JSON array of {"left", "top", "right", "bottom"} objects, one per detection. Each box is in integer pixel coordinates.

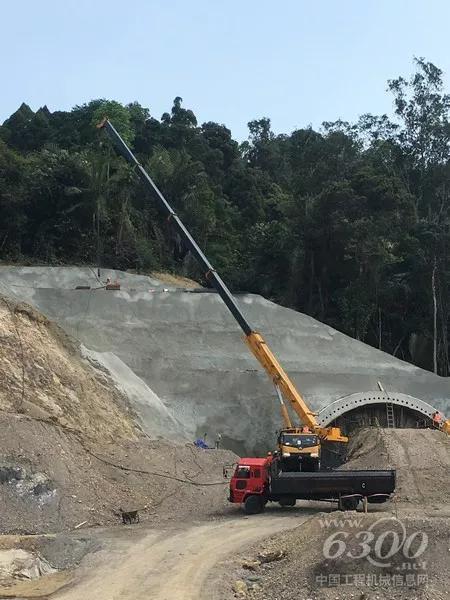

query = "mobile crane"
[{"left": 98, "top": 119, "right": 348, "bottom": 470}]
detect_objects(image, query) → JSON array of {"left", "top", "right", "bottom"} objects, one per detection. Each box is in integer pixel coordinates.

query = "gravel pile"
[
  {"left": 0, "top": 412, "right": 236, "bottom": 534},
  {"left": 228, "top": 513, "right": 450, "bottom": 600},
  {"left": 340, "top": 427, "right": 450, "bottom": 505}
]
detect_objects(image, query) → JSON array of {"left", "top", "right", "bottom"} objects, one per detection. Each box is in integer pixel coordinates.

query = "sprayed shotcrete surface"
[{"left": 1, "top": 266, "right": 449, "bottom": 453}]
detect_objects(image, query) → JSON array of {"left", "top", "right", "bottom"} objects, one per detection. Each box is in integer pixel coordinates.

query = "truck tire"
[
  {"left": 279, "top": 497, "right": 296, "bottom": 507},
  {"left": 340, "top": 497, "right": 359, "bottom": 511},
  {"left": 244, "top": 495, "right": 265, "bottom": 515}
]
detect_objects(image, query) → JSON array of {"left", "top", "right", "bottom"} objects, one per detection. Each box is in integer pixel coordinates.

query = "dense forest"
[{"left": 1, "top": 58, "right": 449, "bottom": 375}]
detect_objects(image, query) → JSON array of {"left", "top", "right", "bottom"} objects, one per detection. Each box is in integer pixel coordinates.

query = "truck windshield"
[
  {"left": 235, "top": 466, "right": 251, "bottom": 479},
  {"left": 281, "top": 435, "right": 318, "bottom": 448}
]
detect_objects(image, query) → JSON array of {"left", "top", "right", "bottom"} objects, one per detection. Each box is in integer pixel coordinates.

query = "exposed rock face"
[
  {"left": 1, "top": 266, "right": 449, "bottom": 453},
  {"left": 0, "top": 295, "right": 135, "bottom": 442}
]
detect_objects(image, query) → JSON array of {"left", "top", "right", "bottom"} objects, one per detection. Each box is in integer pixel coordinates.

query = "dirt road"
[{"left": 55, "top": 510, "right": 311, "bottom": 600}]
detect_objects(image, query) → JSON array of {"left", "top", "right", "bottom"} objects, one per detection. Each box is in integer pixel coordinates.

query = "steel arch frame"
[{"left": 318, "top": 391, "right": 437, "bottom": 427}]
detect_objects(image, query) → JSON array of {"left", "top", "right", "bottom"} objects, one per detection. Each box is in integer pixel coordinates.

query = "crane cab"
[{"left": 278, "top": 428, "right": 320, "bottom": 472}]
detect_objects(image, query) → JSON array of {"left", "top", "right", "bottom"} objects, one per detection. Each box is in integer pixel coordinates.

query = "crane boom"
[
  {"left": 98, "top": 118, "right": 347, "bottom": 443},
  {"left": 98, "top": 119, "right": 252, "bottom": 336}
]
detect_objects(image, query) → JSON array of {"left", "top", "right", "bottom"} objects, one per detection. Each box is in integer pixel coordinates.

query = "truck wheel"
[
  {"left": 244, "top": 495, "right": 264, "bottom": 515},
  {"left": 340, "top": 497, "right": 359, "bottom": 511},
  {"left": 279, "top": 498, "right": 296, "bottom": 507}
]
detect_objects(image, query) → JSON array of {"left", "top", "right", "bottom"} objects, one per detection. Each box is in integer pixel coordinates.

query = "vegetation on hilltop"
[{"left": 1, "top": 59, "right": 449, "bottom": 374}]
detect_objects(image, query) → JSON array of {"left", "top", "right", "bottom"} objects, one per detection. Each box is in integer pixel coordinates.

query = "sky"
[{"left": 1, "top": 0, "right": 450, "bottom": 140}]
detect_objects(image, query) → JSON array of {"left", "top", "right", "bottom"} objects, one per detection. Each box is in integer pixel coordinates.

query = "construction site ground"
[{"left": 0, "top": 427, "right": 448, "bottom": 600}]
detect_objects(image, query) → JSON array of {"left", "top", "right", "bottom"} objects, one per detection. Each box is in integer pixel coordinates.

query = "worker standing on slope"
[{"left": 215, "top": 433, "right": 222, "bottom": 449}]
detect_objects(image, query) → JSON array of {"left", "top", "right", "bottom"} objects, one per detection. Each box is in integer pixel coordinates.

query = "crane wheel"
[{"left": 244, "top": 495, "right": 265, "bottom": 514}]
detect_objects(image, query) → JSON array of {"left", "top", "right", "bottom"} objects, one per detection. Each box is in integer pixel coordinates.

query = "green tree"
[{"left": 1, "top": 58, "right": 450, "bottom": 374}]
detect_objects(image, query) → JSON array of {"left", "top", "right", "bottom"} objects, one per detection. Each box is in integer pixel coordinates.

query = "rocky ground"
[
  {"left": 0, "top": 531, "right": 96, "bottom": 597},
  {"left": 340, "top": 427, "right": 450, "bottom": 505},
  {"left": 220, "top": 510, "right": 450, "bottom": 600}
]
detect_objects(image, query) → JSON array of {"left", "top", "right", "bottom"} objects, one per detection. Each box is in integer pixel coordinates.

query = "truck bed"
[{"left": 270, "top": 469, "right": 396, "bottom": 501}]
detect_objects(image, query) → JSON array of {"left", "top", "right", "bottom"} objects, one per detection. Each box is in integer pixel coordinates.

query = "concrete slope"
[
  {"left": 81, "top": 346, "right": 182, "bottom": 439},
  {"left": 1, "top": 266, "right": 449, "bottom": 453}
]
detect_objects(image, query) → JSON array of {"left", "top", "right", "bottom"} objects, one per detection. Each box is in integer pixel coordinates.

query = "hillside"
[
  {"left": 1, "top": 266, "right": 449, "bottom": 455},
  {"left": 0, "top": 296, "right": 235, "bottom": 534},
  {"left": 0, "top": 295, "right": 135, "bottom": 441}
]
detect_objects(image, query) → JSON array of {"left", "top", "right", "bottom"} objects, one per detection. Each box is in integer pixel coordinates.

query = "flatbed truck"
[{"left": 229, "top": 456, "right": 396, "bottom": 514}]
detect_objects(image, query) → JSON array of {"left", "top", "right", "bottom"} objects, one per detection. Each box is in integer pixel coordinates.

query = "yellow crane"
[
  {"left": 98, "top": 118, "right": 348, "bottom": 470},
  {"left": 246, "top": 332, "right": 347, "bottom": 470}
]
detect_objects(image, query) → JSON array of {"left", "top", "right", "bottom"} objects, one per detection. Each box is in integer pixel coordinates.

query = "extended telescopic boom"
[
  {"left": 98, "top": 119, "right": 252, "bottom": 336},
  {"left": 97, "top": 118, "right": 347, "bottom": 442}
]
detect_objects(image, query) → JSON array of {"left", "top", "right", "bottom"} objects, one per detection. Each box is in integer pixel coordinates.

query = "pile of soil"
[
  {"left": 230, "top": 513, "right": 450, "bottom": 600},
  {"left": 0, "top": 412, "right": 236, "bottom": 534},
  {"left": 0, "top": 297, "right": 237, "bottom": 534},
  {"left": 340, "top": 427, "right": 450, "bottom": 505}
]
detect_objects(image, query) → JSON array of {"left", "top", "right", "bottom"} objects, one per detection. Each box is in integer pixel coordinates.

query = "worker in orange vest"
[{"left": 432, "top": 411, "right": 442, "bottom": 429}]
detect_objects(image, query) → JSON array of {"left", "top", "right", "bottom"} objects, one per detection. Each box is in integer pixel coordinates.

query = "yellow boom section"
[{"left": 245, "top": 331, "right": 348, "bottom": 443}]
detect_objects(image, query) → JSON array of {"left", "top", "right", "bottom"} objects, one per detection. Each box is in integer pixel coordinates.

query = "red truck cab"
[{"left": 229, "top": 457, "right": 271, "bottom": 513}]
